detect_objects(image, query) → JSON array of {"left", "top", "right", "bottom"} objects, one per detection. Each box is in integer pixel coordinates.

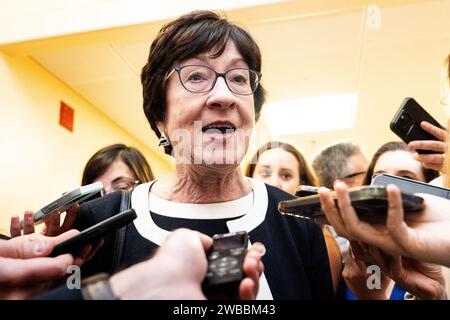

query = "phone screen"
[{"left": 213, "top": 232, "right": 248, "bottom": 250}]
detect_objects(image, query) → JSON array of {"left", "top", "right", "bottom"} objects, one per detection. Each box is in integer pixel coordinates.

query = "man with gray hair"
[
  {"left": 312, "top": 142, "right": 370, "bottom": 294},
  {"left": 312, "top": 141, "right": 368, "bottom": 189}
]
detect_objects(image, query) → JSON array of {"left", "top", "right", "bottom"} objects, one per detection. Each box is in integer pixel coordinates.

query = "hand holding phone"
[
  {"left": 390, "top": 97, "right": 445, "bottom": 154},
  {"left": 21, "top": 182, "right": 103, "bottom": 229},
  {"left": 202, "top": 231, "right": 249, "bottom": 299},
  {"left": 408, "top": 121, "right": 447, "bottom": 172},
  {"left": 278, "top": 186, "right": 424, "bottom": 224},
  {"left": 49, "top": 208, "right": 136, "bottom": 257}
]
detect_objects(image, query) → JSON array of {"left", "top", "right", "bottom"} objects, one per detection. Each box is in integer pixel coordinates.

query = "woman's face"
[
  {"left": 373, "top": 150, "right": 426, "bottom": 182},
  {"left": 95, "top": 160, "right": 137, "bottom": 195},
  {"left": 252, "top": 148, "right": 300, "bottom": 195},
  {"left": 162, "top": 41, "right": 255, "bottom": 166}
]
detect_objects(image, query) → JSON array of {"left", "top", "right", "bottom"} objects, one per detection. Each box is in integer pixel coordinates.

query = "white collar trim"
[
  {"left": 148, "top": 189, "right": 253, "bottom": 219},
  {"left": 131, "top": 178, "right": 268, "bottom": 245},
  {"left": 131, "top": 177, "right": 272, "bottom": 300}
]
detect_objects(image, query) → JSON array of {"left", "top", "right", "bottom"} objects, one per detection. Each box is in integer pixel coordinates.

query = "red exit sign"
[{"left": 59, "top": 101, "right": 74, "bottom": 132}]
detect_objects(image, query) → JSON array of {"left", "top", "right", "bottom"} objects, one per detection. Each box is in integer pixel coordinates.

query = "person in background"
[
  {"left": 362, "top": 141, "right": 439, "bottom": 185},
  {"left": 81, "top": 143, "right": 154, "bottom": 195},
  {"left": 9, "top": 144, "right": 154, "bottom": 238},
  {"left": 311, "top": 141, "right": 369, "bottom": 285},
  {"left": 312, "top": 141, "right": 369, "bottom": 189},
  {"left": 245, "top": 141, "right": 342, "bottom": 294},
  {"left": 317, "top": 54, "right": 450, "bottom": 300},
  {"left": 245, "top": 141, "right": 318, "bottom": 193}
]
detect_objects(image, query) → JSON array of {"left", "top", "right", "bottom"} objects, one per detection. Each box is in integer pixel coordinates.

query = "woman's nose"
[
  {"left": 207, "top": 77, "right": 236, "bottom": 110},
  {"left": 268, "top": 176, "right": 282, "bottom": 189}
]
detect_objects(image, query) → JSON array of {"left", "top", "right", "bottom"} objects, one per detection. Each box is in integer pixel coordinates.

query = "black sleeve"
[
  {"left": 73, "top": 191, "right": 122, "bottom": 231},
  {"left": 32, "top": 287, "right": 83, "bottom": 300},
  {"left": 305, "top": 219, "right": 335, "bottom": 300},
  {"left": 73, "top": 191, "right": 123, "bottom": 277},
  {"left": 264, "top": 185, "right": 334, "bottom": 299}
]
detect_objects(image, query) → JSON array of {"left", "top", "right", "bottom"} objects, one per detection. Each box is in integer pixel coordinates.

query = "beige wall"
[{"left": 0, "top": 51, "right": 173, "bottom": 234}]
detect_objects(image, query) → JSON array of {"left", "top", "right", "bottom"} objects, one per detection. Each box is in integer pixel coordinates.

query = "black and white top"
[{"left": 75, "top": 178, "right": 333, "bottom": 300}]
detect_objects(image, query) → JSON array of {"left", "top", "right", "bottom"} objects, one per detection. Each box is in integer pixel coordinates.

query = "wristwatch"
[{"left": 81, "top": 273, "right": 118, "bottom": 300}]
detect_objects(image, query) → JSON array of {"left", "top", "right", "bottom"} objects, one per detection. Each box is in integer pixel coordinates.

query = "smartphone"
[
  {"left": 202, "top": 231, "right": 249, "bottom": 298},
  {"left": 22, "top": 182, "right": 103, "bottom": 228},
  {"left": 295, "top": 185, "right": 320, "bottom": 197},
  {"left": 390, "top": 97, "right": 444, "bottom": 154},
  {"left": 371, "top": 173, "right": 450, "bottom": 199},
  {"left": 49, "top": 208, "right": 137, "bottom": 257},
  {"left": 278, "top": 186, "right": 424, "bottom": 224}
]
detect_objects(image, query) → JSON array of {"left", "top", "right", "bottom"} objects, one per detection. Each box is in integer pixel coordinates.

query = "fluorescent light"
[{"left": 261, "top": 93, "right": 359, "bottom": 135}]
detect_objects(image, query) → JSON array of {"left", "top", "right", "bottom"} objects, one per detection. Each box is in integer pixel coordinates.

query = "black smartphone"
[
  {"left": 202, "top": 231, "right": 249, "bottom": 298},
  {"left": 371, "top": 173, "right": 450, "bottom": 199},
  {"left": 295, "top": 185, "right": 320, "bottom": 197},
  {"left": 278, "top": 186, "right": 424, "bottom": 224},
  {"left": 49, "top": 209, "right": 137, "bottom": 257},
  {"left": 390, "top": 97, "right": 444, "bottom": 154}
]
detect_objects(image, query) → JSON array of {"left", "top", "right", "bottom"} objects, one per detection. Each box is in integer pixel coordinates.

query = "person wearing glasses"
[
  {"left": 81, "top": 143, "right": 154, "bottom": 196},
  {"left": 9, "top": 144, "right": 154, "bottom": 237},
  {"left": 312, "top": 141, "right": 369, "bottom": 190},
  {"left": 70, "top": 11, "right": 333, "bottom": 300}
]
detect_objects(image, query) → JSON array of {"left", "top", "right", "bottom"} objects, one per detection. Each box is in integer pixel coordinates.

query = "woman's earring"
[{"left": 158, "top": 132, "right": 171, "bottom": 147}]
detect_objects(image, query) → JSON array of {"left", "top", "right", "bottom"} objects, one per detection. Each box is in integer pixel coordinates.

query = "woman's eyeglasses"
[
  {"left": 101, "top": 178, "right": 140, "bottom": 196},
  {"left": 166, "top": 65, "right": 262, "bottom": 96}
]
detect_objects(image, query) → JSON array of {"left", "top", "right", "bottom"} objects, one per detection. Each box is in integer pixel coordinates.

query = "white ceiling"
[{"left": 8, "top": 0, "right": 450, "bottom": 159}]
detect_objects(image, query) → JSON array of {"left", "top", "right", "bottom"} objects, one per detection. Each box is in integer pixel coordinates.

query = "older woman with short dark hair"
[{"left": 74, "top": 10, "right": 333, "bottom": 300}]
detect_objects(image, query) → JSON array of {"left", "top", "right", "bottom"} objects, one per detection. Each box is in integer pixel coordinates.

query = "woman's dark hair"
[
  {"left": 244, "top": 141, "right": 319, "bottom": 187},
  {"left": 82, "top": 144, "right": 154, "bottom": 185},
  {"left": 141, "top": 10, "right": 266, "bottom": 155},
  {"left": 362, "top": 141, "right": 439, "bottom": 185}
]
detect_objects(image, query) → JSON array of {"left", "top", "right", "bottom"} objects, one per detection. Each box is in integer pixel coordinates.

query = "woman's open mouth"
[{"left": 201, "top": 121, "right": 236, "bottom": 140}]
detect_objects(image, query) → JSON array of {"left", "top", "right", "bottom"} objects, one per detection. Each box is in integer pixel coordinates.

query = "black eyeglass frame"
[{"left": 166, "top": 64, "right": 262, "bottom": 96}]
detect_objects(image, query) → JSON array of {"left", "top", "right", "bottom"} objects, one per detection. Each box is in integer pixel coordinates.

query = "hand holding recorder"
[
  {"left": 202, "top": 231, "right": 249, "bottom": 299},
  {"left": 108, "top": 229, "right": 265, "bottom": 300}
]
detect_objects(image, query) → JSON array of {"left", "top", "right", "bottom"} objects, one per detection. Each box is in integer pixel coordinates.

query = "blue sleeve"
[{"left": 32, "top": 286, "right": 84, "bottom": 300}]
